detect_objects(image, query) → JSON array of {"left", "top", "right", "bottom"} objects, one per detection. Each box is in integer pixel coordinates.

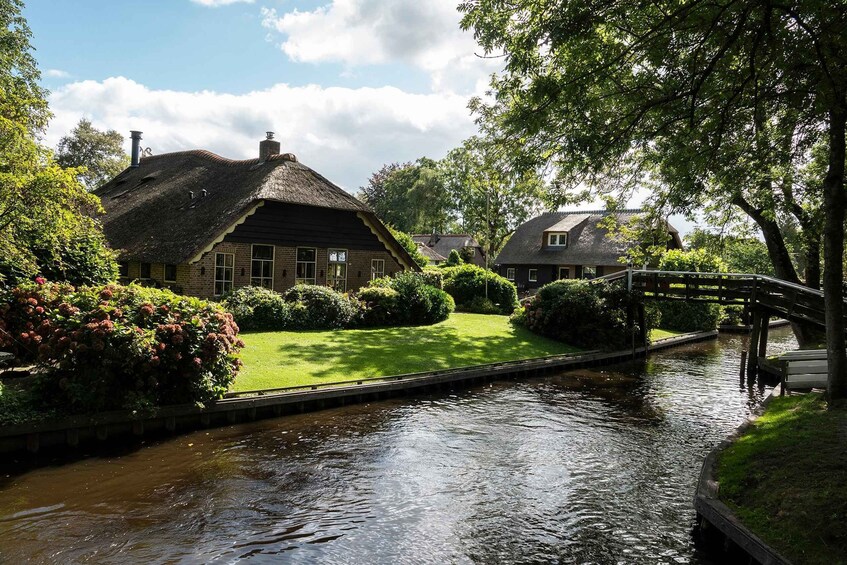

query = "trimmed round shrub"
[
  {"left": 0, "top": 282, "right": 243, "bottom": 414},
  {"left": 369, "top": 271, "right": 454, "bottom": 325},
  {"left": 512, "top": 279, "right": 647, "bottom": 350},
  {"left": 283, "top": 284, "right": 359, "bottom": 329},
  {"left": 463, "top": 296, "right": 501, "bottom": 314},
  {"left": 442, "top": 264, "right": 518, "bottom": 314},
  {"left": 357, "top": 286, "right": 401, "bottom": 327},
  {"left": 222, "top": 286, "right": 290, "bottom": 331}
]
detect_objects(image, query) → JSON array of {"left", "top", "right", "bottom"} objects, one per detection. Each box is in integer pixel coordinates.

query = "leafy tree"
[
  {"left": 442, "top": 136, "right": 546, "bottom": 262},
  {"left": 387, "top": 226, "right": 428, "bottom": 269},
  {"left": 359, "top": 158, "right": 454, "bottom": 233},
  {"left": 55, "top": 119, "right": 130, "bottom": 190},
  {"left": 0, "top": 0, "right": 117, "bottom": 286},
  {"left": 686, "top": 228, "right": 775, "bottom": 276},
  {"left": 460, "top": 0, "right": 847, "bottom": 402}
]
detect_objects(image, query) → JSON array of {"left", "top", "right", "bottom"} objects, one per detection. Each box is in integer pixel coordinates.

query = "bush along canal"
[{"left": 0, "top": 327, "right": 797, "bottom": 563}]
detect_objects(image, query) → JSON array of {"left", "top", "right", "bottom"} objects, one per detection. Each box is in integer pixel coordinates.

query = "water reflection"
[{"left": 0, "top": 328, "right": 795, "bottom": 563}]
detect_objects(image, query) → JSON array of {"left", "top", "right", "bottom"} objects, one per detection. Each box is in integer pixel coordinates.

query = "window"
[
  {"left": 140, "top": 262, "right": 151, "bottom": 279},
  {"left": 327, "top": 249, "right": 347, "bottom": 292},
  {"left": 164, "top": 264, "right": 177, "bottom": 283},
  {"left": 558, "top": 267, "right": 570, "bottom": 280},
  {"left": 118, "top": 262, "right": 129, "bottom": 278},
  {"left": 296, "top": 248, "right": 317, "bottom": 284},
  {"left": 214, "top": 253, "right": 234, "bottom": 296},
  {"left": 371, "top": 259, "right": 385, "bottom": 280},
  {"left": 548, "top": 233, "right": 568, "bottom": 247},
  {"left": 582, "top": 265, "right": 597, "bottom": 279},
  {"left": 506, "top": 267, "right": 515, "bottom": 281},
  {"left": 528, "top": 269, "right": 538, "bottom": 282},
  {"left": 251, "top": 244, "right": 274, "bottom": 288}
]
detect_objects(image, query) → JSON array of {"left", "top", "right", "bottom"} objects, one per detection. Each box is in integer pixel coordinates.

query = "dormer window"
[{"left": 548, "top": 232, "right": 568, "bottom": 247}]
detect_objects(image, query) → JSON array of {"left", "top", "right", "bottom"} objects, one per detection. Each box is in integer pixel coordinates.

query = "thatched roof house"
[
  {"left": 494, "top": 209, "right": 682, "bottom": 291},
  {"left": 411, "top": 233, "right": 486, "bottom": 267},
  {"left": 95, "top": 132, "right": 417, "bottom": 298}
]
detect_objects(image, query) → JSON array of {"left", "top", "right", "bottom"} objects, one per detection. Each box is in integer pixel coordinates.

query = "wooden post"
[
  {"left": 638, "top": 302, "right": 647, "bottom": 349},
  {"left": 740, "top": 350, "right": 748, "bottom": 381},
  {"left": 758, "top": 315, "right": 771, "bottom": 360},
  {"left": 747, "top": 310, "right": 762, "bottom": 378}
]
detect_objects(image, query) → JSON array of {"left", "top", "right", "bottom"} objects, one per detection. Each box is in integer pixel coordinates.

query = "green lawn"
[
  {"left": 234, "top": 312, "right": 580, "bottom": 391},
  {"left": 650, "top": 328, "right": 685, "bottom": 341},
  {"left": 717, "top": 393, "right": 847, "bottom": 564}
]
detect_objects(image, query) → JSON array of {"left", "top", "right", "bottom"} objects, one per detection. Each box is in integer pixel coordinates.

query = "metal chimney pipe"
[{"left": 130, "top": 131, "right": 143, "bottom": 167}]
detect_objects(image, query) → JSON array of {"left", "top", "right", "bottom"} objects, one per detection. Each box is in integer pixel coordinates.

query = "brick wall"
[{"left": 121, "top": 243, "right": 407, "bottom": 299}]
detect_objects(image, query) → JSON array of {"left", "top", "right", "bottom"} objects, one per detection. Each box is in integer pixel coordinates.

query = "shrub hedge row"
[
  {"left": 223, "top": 272, "right": 455, "bottom": 331},
  {"left": 441, "top": 264, "right": 518, "bottom": 315}
]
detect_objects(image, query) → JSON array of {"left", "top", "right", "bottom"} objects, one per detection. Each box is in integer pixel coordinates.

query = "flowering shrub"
[
  {"left": 511, "top": 279, "right": 647, "bottom": 350},
  {"left": 223, "top": 286, "right": 290, "bottom": 331},
  {"left": 0, "top": 283, "right": 242, "bottom": 413}
]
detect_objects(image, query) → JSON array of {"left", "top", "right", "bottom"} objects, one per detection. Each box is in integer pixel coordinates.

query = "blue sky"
[
  {"left": 24, "top": 0, "right": 694, "bottom": 234},
  {"left": 26, "top": 0, "right": 493, "bottom": 194}
]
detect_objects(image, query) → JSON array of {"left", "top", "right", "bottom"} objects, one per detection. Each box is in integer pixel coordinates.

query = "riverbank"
[
  {"left": 715, "top": 392, "right": 846, "bottom": 564},
  {"left": 0, "top": 330, "right": 717, "bottom": 457}
]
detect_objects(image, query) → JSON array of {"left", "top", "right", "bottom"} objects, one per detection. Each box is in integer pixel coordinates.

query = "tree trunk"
[
  {"left": 732, "top": 194, "right": 822, "bottom": 346},
  {"left": 823, "top": 105, "right": 847, "bottom": 404},
  {"left": 804, "top": 238, "right": 821, "bottom": 290}
]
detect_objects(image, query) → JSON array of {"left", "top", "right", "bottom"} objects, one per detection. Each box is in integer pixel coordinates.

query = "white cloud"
[
  {"left": 190, "top": 0, "right": 253, "bottom": 6},
  {"left": 46, "top": 76, "right": 477, "bottom": 191},
  {"left": 45, "top": 69, "right": 70, "bottom": 78},
  {"left": 260, "top": 0, "right": 501, "bottom": 93}
]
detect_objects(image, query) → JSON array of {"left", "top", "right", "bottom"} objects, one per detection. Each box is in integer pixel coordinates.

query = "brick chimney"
[{"left": 259, "top": 131, "right": 280, "bottom": 160}]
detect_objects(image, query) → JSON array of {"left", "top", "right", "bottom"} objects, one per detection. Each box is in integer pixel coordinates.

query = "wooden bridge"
[{"left": 602, "top": 269, "right": 834, "bottom": 376}]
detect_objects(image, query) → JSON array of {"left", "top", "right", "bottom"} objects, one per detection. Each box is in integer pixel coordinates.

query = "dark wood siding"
[{"left": 224, "top": 202, "right": 385, "bottom": 250}]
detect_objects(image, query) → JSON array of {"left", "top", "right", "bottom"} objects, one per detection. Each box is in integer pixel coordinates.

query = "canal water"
[{"left": 0, "top": 328, "right": 796, "bottom": 564}]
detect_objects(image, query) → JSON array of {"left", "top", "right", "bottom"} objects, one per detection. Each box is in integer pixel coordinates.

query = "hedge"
[
  {"left": 441, "top": 264, "right": 518, "bottom": 314},
  {"left": 512, "top": 279, "right": 649, "bottom": 350},
  {"left": 0, "top": 283, "right": 243, "bottom": 414}
]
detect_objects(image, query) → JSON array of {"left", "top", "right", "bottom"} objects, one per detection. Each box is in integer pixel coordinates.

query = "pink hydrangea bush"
[{"left": 0, "top": 283, "right": 243, "bottom": 413}]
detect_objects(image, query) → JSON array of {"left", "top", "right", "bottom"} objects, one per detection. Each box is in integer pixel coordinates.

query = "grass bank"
[
  {"left": 717, "top": 393, "right": 847, "bottom": 564},
  {"left": 649, "top": 328, "right": 685, "bottom": 341},
  {"left": 235, "top": 312, "right": 580, "bottom": 391}
]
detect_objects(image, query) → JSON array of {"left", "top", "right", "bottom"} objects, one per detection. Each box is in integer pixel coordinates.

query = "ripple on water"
[{"left": 0, "top": 328, "right": 796, "bottom": 563}]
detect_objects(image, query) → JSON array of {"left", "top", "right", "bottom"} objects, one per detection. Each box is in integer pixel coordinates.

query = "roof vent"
[
  {"left": 201, "top": 189, "right": 207, "bottom": 197},
  {"left": 189, "top": 191, "right": 194, "bottom": 200},
  {"left": 130, "top": 131, "right": 143, "bottom": 168},
  {"left": 260, "top": 131, "right": 281, "bottom": 161}
]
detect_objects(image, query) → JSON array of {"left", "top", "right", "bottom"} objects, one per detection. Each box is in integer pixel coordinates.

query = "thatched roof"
[
  {"left": 94, "top": 150, "right": 411, "bottom": 266},
  {"left": 411, "top": 233, "right": 484, "bottom": 260},
  {"left": 417, "top": 243, "right": 447, "bottom": 263},
  {"left": 494, "top": 210, "right": 681, "bottom": 266}
]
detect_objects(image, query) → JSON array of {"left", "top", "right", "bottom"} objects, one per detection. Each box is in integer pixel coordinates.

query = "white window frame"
[
  {"left": 506, "top": 267, "right": 515, "bottom": 281},
  {"left": 251, "top": 244, "right": 275, "bottom": 288},
  {"left": 548, "top": 232, "right": 568, "bottom": 247},
  {"left": 327, "top": 248, "right": 348, "bottom": 292},
  {"left": 163, "top": 263, "right": 178, "bottom": 283},
  {"left": 214, "top": 253, "right": 234, "bottom": 296},
  {"left": 295, "top": 247, "right": 317, "bottom": 285},
  {"left": 582, "top": 265, "right": 597, "bottom": 280},
  {"left": 528, "top": 268, "right": 538, "bottom": 282},
  {"left": 371, "top": 259, "right": 385, "bottom": 280}
]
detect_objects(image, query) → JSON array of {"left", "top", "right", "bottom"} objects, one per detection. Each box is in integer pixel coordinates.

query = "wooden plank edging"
[{"left": 693, "top": 386, "right": 793, "bottom": 565}]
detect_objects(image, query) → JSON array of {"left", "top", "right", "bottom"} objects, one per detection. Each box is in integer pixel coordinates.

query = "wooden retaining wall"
[
  {"left": 0, "top": 331, "right": 716, "bottom": 457},
  {"left": 693, "top": 386, "right": 792, "bottom": 565}
]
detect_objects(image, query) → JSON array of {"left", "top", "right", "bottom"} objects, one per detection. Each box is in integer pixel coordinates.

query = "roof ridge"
[
  {"left": 550, "top": 208, "right": 644, "bottom": 215},
  {"left": 139, "top": 149, "right": 296, "bottom": 168}
]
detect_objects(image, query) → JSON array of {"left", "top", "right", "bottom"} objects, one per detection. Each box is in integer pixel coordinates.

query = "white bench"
[
  {"left": 780, "top": 349, "right": 828, "bottom": 361},
  {"left": 780, "top": 354, "right": 828, "bottom": 395}
]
